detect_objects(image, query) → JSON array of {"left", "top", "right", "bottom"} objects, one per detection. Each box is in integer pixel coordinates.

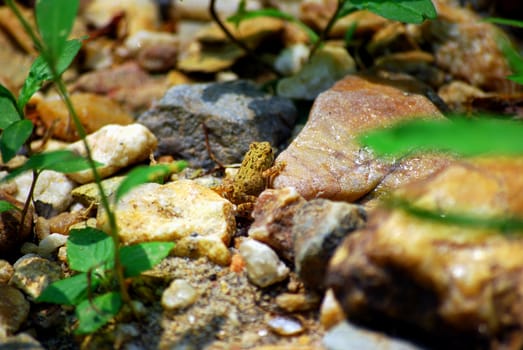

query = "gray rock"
[
  {"left": 293, "top": 199, "right": 366, "bottom": 290},
  {"left": 323, "top": 321, "right": 424, "bottom": 350},
  {"left": 137, "top": 80, "right": 297, "bottom": 168}
]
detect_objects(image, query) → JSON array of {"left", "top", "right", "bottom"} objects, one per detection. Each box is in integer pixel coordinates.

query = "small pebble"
[
  {"left": 37, "top": 233, "right": 68, "bottom": 256},
  {"left": 161, "top": 279, "right": 199, "bottom": 310},
  {"left": 275, "top": 292, "right": 320, "bottom": 313},
  {"left": 266, "top": 315, "right": 304, "bottom": 336},
  {"left": 239, "top": 239, "right": 289, "bottom": 288},
  {"left": 319, "top": 289, "right": 346, "bottom": 330}
]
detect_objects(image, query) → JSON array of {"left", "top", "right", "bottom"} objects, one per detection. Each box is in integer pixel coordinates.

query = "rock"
[
  {"left": 0, "top": 260, "right": 13, "bottom": 284},
  {"left": 71, "top": 62, "right": 170, "bottom": 114},
  {"left": 248, "top": 188, "right": 306, "bottom": 262},
  {"left": 10, "top": 255, "right": 62, "bottom": 299},
  {"left": 36, "top": 93, "right": 134, "bottom": 142},
  {"left": 137, "top": 80, "right": 297, "bottom": 169},
  {"left": 0, "top": 333, "right": 44, "bottom": 350},
  {"left": 425, "top": 2, "right": 514, "bottom": 92},
  {"left": 67, "top": 124, "right": 158, "bottom": 184},
  {"left": 273, "top": 72, "right": 449, "bottom": 202},
  {"left": 266, "top": 315, "right": 304, "bottom": 336},
  {"left": 161, "top": 279, "right": 199, "bottom": 310},
  {"left": 175, "top": 0, "right": 261, "bottom": 21},
  {"left": 293, "top": 200, "right": 366, "bottom": 290},
  {"left": 323, "top": 321, "right": 423, "bottom": 350},
  {"left": 71, "top": 176, "right": 124, "bottom": 207},
  {"left": 319, "top": 289, "right": 345, "bottom": 331},
  {"left": 97, "top": 179, "right": 235, "bottom": 265},
  {"left": 326, "top": 157, "right": 523, "bottom": 347},
  {"left": 239, "top": 238, "right": 289, "bottom": 288},
  {"left": 36, "top": 233, "right": 68, "bottom": 256},
  {"left": 0, "top": 285, "right": 30, "bottom": 336},
  {"left": 121, "top": 30, "right": 179, "bottom": 72},
  {"left": 0, "top": 191, "right": 33, "bottom": 260},
  {"left": 275, "top": 292, "right": 320, "bottom": 313},
  {"left": 11, "top": 170, "right": 76, "bottom": 215},
  {"left": 277, "top": 45, "right": 356, "bottom": 100}
]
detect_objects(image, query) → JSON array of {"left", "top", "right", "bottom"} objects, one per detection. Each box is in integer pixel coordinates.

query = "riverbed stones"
[
  {"left": 137, "top": 80, "right": 297, "bottom": 169},
  {"left": 161, "top": 279, "right": 199, "bottom": 310},
  {"left": 67, "top": 124, "right": 158, "bottom": 184},
  {"left": 0, "top": 285, "right": 30, "bottom": 335},
  {"left": 10, "top": 255, "right": 62, "bottom": 299},
  {"left": 272, "top": 72, "right": 449, "bottom": 202},
  {"left": 97, "top": 179, "right": 235, "bottom": 265},
  {"left": 239, "top": 238, "right": 289, "bottom": 288},
  {"left": 293, "top": 200, "right": 366, "bottom": 290}
]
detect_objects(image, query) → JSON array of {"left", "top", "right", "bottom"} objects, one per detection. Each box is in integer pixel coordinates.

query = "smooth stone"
[
  {"left": 266, "top": 315, "right": 304, "bottom": 336},
  {"left": 67, "top": 124, "right": 158, "bottom": 184},
  {"left": 293, "top": 199, "right": 366, "bottom": 290},
  {"left": 0, "top": 333, "right": 44, "bottom": 350},
  {"left": 97, "top": 179, "right": 235, "bottom": 265},
  {"left": 10, "top": 255, "right": 62, "bottom": 299},
  {"left": 137, "top": 80, "right": 297, "bottom": 169},
  {"left": 0, "top": 285, "right": 29, "bottom": 335},
  {"left": 277, "top": 45, "right": 356, "bottom": 100},
  {"left": 37, "top": 233, "right": 68, "bottom": 256},
  {"left": 239, "top": 238, "right": 289, "bottom": 288},
  {"left": 0, "top": 259, "right": 13, "bottom": 284},
  {"left": 323, "top": 321, "right": 423, "bottom": 350},
  {"left": 248, "top": 187, "right": 306, "bottom": 262},
  {"left": 273, "top": 72, "right": 448, "bottom": 202},
  {"left": 161, "top": 279, "right": 199, "bottom": 310},
  {"left": 275, "top": 292, "right": 320, "bottom": 313},
  {"left": 11, "top": 170, "right": 76, "bottom": 215},
  {"left": 36, "top": 93, "right": 134, "bottom": 142}
]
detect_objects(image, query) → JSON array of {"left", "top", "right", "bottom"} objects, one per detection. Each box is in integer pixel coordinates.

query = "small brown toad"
[{"left": 214, "top": 142, "right": 284, "bottom": 217}]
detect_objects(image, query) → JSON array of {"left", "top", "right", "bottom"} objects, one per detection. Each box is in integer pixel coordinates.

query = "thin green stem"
[{"left": 309, "top": 0, "right": 349, "bottom": 57}]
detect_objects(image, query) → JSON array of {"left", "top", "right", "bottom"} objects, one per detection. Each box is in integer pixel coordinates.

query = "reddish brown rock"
[
  {"left": 36, "top": 93, "right": 134, "bottom": 142},
  {"left": 273, "top": 72, "right": 448, "bottom": 202},
  {"left": 248, "top": 188, "right": 306, "bottom": 262}
]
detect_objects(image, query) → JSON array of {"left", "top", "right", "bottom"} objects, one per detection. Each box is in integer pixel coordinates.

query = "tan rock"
[
  {"left": 239, "top": 238, "right": 289, "bottom": 287},
  {"left": 273, "top": 72, "right": 447, "bottom": 202},
  {"left": 98, "top": 180, "right": 235, "bottom": 265},
  {"left": 327, "top": 157, "right": 523, "bottom": 346},
  {"left": 0, "top": 285, "right": 30, "bottom": 335},
  {"left": 36, "top": 93, "right": 134, "bottom": 142},
  {"left": 319, "top": 289, "right": 345, "bottom": 330},
  {"left": 10, "top": 255, "right": 62, "bottom": 299},
  {"left": 67, "top": 124, "right": 157, "bottom": 184}
]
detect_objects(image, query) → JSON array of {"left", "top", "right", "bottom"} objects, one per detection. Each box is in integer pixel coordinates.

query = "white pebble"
[
  {"left": 161, "top": 279, "right": 199, "bottom": 310},
  {"left": 37, "top": 233, "right": 68, "bottom": 256},
  {"left": 239, "top": 239, "right": 289, "bottom": 288}
]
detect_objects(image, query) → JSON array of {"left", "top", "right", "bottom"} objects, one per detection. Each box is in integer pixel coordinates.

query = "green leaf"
[
  {"left": 67, "top": 228, "right": 114, "bottom": 273},
  {"left": 0, "top": 96, "right": 21, "bottom": 130},
  {"left": 494, "top": 31, "right": 523, "bottom": 86},
  {"left": 389, "top": 196, "right": 523, "bottom": 232},
  {"left": 348, "top": 0, "right": 437, "bottom": 23},
  {"left": 36, "top": 273, "right": 100, "bottom": 306},
  {"left": 3, "top": 150, "right": 97, "bottom": 182},
  {"left": 75, "top": 292, "right": 122, "bottom": 334},
  {"left": 120, "top": 242, "right": 175, "bottom": 277},
  {"left": 484, "top": 17, "right": 523, "bottom": 29},
  {"left": 0, "top": 200, "right": 18, "bottom": 213},
  {"left": 114, "top": 164, "right": 170, "bottom": 203},
  {"left": 18, "top": 39, "right": 83, "bottom": 110},
  {"left": 227, "top": 8, "right": 319, "bottom": 44},
  {"left": 35, "top": 0, "right": 80, "bottom": 67},
  {"left": 114, "top": 162, "right": 187, "bottom": 203},
  {"left": 0, "top": 120, "right": 33, "bottom": 163},
  {"left": 359, "top": 117, "right": 523, "bottom": 157}
]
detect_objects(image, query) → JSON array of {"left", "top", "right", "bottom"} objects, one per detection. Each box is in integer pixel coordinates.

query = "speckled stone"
[
  {"left": 10, "top": 255, "right": 62, "bottom": 299},
  {"left": 0, "top": 285, "right": 30, "bottom": 335}
]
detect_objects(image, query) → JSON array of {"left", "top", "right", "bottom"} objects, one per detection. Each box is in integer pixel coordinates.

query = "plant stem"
[
  {"left": 209, "top": 0, "right": 281, "bottom": 77},
  {"left": 309, "top": 0, "right": 348, "bottom": 57}
]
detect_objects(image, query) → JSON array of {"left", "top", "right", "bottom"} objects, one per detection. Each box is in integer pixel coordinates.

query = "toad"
[{"left": 214, "top": 142, "right": 284, "bottom": 217}]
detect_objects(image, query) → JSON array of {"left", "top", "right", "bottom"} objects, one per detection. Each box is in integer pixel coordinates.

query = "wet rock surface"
[
  {"left": 327, "top": 157, "right": 523, "bottom": 348},
  {"left": 273, "top": 72, "right": 449, "bottom": 202},
  {"left": 137, "top": 80, "right": 297, "bottom": 168}
]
